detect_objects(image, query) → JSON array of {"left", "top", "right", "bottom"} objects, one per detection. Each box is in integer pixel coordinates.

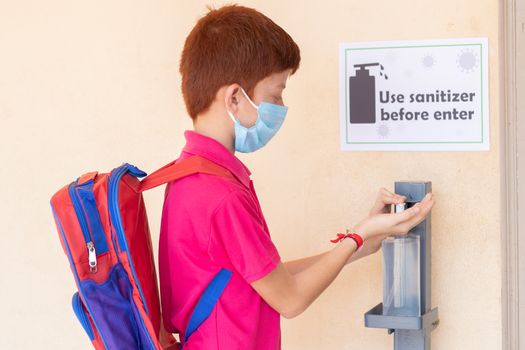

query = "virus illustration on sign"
[
  {"left": 456, "top": 48, "right": 479, "bottom": 73},
  {"left": 377, "top": 123, "right": 390, "bottom": 138},
  {"left": 422, "top": 54, "right": 435, "bottom": 69}
]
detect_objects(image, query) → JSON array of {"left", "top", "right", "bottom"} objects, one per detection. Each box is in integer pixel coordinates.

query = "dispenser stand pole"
[{"left": 393, "top": 181, "right": 433, "bottom": 350}]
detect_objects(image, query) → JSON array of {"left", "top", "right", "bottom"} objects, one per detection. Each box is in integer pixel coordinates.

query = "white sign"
[{"left": 339, "top": 37, "right": 489, "bottom": 151}]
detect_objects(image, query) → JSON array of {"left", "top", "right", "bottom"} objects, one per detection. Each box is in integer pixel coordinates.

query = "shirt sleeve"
[{"left": 208, "top": 189, "right": 281, "bottom": 284}]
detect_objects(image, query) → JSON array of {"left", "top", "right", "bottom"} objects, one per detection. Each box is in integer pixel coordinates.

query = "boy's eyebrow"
[{"left": 276, "top": 83, "right": 286, "bottom": 89}]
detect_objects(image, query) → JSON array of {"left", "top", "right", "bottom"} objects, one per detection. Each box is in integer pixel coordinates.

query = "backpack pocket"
[
  {"left": 71, "top": 291, "right": 95, "bottom": 340},
  {"left": 80, "top": 262, "right": 156, "bottom": 349}
]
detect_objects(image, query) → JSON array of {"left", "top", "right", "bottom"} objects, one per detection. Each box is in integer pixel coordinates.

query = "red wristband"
[{"left": 330, "top": 229, "right": 364, "bottom": 249}]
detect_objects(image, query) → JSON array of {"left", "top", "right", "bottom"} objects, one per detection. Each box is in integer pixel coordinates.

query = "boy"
[{"left": 158, "top": 4, "right": 435, "bottom": 350}]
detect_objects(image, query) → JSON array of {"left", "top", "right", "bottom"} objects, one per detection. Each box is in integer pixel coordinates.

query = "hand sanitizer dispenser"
[
  {"left": 364, "top": 181, "right": 439, "bottom": 350},
  {"left": 382, "top": 214, "right": 421, "bottom": 316}
]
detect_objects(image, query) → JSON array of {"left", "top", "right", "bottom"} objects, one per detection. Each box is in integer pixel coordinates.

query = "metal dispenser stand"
[{"left": 364, "top": 181, "right": 439, "bottom": 349}]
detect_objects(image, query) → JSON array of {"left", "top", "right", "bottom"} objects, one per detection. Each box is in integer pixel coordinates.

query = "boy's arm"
[
  {"left": 283, "top": 235, "right": 381, "bottom": 274},
  {"left": 283, "top": 252, "right": 328, "bottom": 275},
  {"left": 251, "top": 238, "right": 357, "bottom": 319},
  {"left": 252, "top": 198, "right": 431, "bottom": 319}
]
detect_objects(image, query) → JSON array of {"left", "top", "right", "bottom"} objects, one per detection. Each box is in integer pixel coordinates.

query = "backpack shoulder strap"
[
  {"left": 140, "top": 155, "right": 237, "bottom": 344},
  {"left": 138, "top": 155, "right": 236, "bottom": 193}
]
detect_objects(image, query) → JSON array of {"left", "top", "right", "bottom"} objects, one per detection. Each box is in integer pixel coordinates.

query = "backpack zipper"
[
  {"left": 87, "top": 241, "right": 97, "bottom": 272},
  {"left": 68, "top": 182, "right": 98, "bottom": 273}
]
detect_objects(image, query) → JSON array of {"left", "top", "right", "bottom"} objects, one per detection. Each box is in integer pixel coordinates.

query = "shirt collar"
[{"left": 180, "top": 129, "right": 252, "bottom": 189}]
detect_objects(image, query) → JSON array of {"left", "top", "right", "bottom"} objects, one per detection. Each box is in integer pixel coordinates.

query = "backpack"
[{"left": 50, "top": 155, "right": 236, "bottom": 349}]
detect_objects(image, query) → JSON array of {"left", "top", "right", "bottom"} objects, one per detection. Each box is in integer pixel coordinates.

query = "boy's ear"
[
  {"left": 224, "top": 84, "right": 241, "bottom": 112},
  {"left": 231, "top": 90, "right": 239, "bottom": 105}
]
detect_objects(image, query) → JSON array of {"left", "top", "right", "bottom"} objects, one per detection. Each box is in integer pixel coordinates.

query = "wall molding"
[{"left": 501, "top": 0, "right": 521, "bottom": 348}]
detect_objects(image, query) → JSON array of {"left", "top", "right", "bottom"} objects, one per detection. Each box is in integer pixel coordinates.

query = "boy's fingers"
[
  {"left": 393, "top": 193, "right": 435, "bottom": 223},
  {"left": 421, "top": 192, "right": 432, "bottom": 201},
  {"left": 381, "top": 192, "right": 406, "bottom": 205},
  {"left": 397, "top": 197, "right": 435, "bottom": 229},
  {"left": 380, "top": 187, "right": 392, "bottom": 195},
  {"left": 393, "top": 203, "right": 421, "bottom": 223}
]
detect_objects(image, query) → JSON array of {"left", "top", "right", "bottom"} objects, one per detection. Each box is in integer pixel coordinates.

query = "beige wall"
[{"left": 0, "top": 1, "right": 503, "bottom": 349}]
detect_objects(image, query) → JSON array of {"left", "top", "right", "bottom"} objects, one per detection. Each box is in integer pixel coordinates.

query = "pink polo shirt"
[{"left": 158, "top": 130, "right": 282, "bottom": 350}]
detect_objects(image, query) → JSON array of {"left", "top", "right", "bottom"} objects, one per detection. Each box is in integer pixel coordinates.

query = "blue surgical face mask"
[{"left": 227, "top": 87, "right": 288, "bottom": 153}]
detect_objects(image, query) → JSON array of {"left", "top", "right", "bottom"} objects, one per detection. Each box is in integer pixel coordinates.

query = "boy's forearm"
[
  {"left": 283, "top": 252, "right": 329, "bottom": 275},
  {"left": 345, "top": 246, "right": 366, "bottom": 264},
  {"left": 283, "top": 238, "right": 370, "bottom": 274},
  {"left": 286, "top": 239, "right": 357, "bottom": 317}
]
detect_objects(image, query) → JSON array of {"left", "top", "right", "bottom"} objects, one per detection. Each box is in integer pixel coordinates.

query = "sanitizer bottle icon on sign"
[{"left": 349, "top": 63, "right": 388, "bottom": 124}]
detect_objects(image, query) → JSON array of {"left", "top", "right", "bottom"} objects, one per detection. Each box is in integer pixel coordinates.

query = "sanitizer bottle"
[{"left": 382, "top": 203, "right": 421, "bottom": 316}]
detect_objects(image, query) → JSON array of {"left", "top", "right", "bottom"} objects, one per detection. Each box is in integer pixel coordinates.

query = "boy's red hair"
[{"left": 179, "top": 4, "right": 301, "bottom": 120}]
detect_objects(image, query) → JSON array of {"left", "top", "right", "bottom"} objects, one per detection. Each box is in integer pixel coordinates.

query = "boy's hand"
[
  {"left": 353, "top": 187, "right": 407, "bottom": 259},
  {"left": 346, "top": 192, "right": 435, "bottom": 264},
  {"left": 369, "top": 187, "right": 407, "bottom": 216},
  {"left": 357, "top": 192, "right": 435, "bottom": 241}
]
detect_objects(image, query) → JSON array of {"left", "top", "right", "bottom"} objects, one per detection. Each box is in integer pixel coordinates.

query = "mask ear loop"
[
  {"left": 239, "top": 87, "right": 259, "bottom": 110},
  {"left": 227, "top": 87, "right": 258, "bottom": 125},
  {"left": 226, "top": 109, "right": 237, "bottom": 124}
]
